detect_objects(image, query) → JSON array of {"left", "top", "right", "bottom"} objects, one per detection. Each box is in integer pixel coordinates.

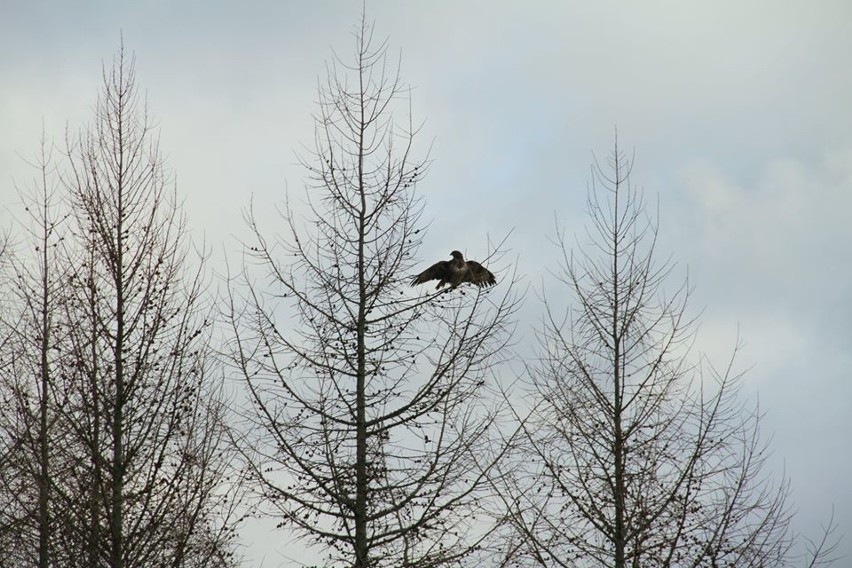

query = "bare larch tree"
[
  {"left": 497, "top": 142, "right": 838, "bottom": 568},
  {"left": 0, "top": 135, "right": 69, "bottom": 567},
  {"left": 228, "top": 17, "right": 517, "bottom": 568},
  {"left": 32, "top": 45, "right": 242, "bottom": 567}
]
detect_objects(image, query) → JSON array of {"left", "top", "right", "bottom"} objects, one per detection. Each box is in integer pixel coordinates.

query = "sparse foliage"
[
  {"left": 0, "top": 45, "right": 242, "bottom": 567},
  {"left": 227, "top": 17, "right": 517, "bottom": 568},
  {"left": 496, "top": 143, "right": 839, "bottom": 568},
  {"left": 0, "top": 134, "right": 68, "bottom": 567}
]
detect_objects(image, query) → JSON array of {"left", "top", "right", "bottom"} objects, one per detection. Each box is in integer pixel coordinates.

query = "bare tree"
[
  {"left": 40, "top": 44, "right": 242, "bottom": 567},
  {"left": 228, "top": 16, "right": 517, "bottom": 568},
  {"left": 497, "top": 141, "right": 839, "bottom": 568},
  {"left": 0, "top": 134, "right": 69, "bottom": 567}
]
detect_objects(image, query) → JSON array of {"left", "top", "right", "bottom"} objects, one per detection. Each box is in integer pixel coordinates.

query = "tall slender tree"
[
  {"left": 42, "top": 44, "right": 241, "bottom": 567},
  {"left": 0, "top": 134, "right": 68, "bottom": 568},
  {"left": 498, "top": 142, "right": 838, "bottom": 568},
  {"left": 228, "top": 16, "right": 517, "bottom": 568}
]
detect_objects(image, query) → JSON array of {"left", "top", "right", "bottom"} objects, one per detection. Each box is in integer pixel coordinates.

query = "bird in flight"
[{"left": 411, "top": 250, "right": 496, "bottom": 290}]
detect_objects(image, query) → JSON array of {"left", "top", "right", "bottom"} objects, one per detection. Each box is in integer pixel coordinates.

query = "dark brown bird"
[{"left": 411, "top": 250, "right": 496, "bottom": 290}]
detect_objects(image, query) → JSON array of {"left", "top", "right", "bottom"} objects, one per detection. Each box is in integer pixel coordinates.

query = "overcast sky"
[{"left": 2, "top": 1, "right": 850, "bottom": 565}]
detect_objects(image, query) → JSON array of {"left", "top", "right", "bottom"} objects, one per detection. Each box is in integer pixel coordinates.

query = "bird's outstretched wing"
[
  {"left": 411, "top": 260, "right": 452, "bottom": 286},
  {"left": 465, "top": 260, "right": 496, "bottom": 287}
]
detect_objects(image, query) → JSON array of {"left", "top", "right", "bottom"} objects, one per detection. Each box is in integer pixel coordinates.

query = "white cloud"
[{"left": 678, "top": 148, "right": 852, "bottom": 311}]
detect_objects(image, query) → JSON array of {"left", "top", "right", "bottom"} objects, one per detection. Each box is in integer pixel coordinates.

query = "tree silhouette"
[
  {"left": 0, "top": 134, "right": 68, "bottom": 567},
  {"left": 228, "top": 16, "right": 518, "bottom": 568},
  {"left": 497, "top": 142, "right": 839, "bottom": 568},
  {"left": 0, "top": 44, "right": 241, "bottom": 568}
]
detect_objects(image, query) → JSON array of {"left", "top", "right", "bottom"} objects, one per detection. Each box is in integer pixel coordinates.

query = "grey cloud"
[{"left": 1, "top": 1, "right": 850, "bottom": 564}]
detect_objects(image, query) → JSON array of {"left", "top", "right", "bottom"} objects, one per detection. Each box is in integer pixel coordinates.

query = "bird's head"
[{"left": 450, "top": 250, "right": 464, "bottom": 260}]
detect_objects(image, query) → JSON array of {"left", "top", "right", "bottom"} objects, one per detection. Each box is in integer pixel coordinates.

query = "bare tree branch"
[
  {"left": 496, "top": 140, "right": 838, "bottom": 568},
  {"left": 227, "top": 14, "right": 519, "bottom": 568}
]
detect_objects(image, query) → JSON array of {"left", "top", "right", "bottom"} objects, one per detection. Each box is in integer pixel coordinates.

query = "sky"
[{"left": 1, "top": 1, "right": 850, "bottom": 565}]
